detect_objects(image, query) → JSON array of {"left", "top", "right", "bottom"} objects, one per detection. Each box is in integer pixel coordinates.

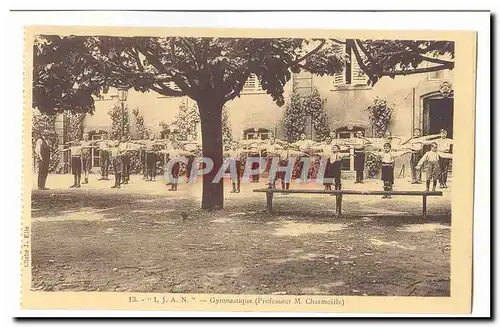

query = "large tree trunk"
[{"left": 198, "top": 99, "right": 224, "bottom": 210}]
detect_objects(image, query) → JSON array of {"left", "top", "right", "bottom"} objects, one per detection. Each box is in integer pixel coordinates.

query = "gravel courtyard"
[{"left": 30, "top": 174, "right": 451, "bottom": 296}]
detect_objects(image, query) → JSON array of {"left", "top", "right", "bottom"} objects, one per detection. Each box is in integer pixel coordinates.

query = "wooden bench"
[{"left": 253, "top": 188, "right": 443, "bottom": 218}]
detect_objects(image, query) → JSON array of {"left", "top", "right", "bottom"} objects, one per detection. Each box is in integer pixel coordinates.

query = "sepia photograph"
[{"left": 20, "top": 24, "right": 477, "bottom": 313}]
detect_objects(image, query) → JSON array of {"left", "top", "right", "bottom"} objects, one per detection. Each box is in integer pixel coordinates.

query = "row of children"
[
  {"left": 223, "top": 128, "right": 453, "bottom": 196},
  {"left": 36, "top": 128, "right": 453, "bottom": 196},
  {"left": 58, "top": 132, "right": 202, "bottom": 191}
]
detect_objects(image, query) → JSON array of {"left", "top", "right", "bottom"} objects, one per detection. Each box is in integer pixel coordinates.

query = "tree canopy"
[
  {"left": 33, "top": 36, "right": 454, "bottom": 115},
  {"left": 32, "top": 34, "right": 454, "bottom": 210}
]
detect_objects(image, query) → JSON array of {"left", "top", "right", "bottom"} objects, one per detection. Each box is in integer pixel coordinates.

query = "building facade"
[{"left": 54, "top": 52, "right": 454, "bottom": 178}]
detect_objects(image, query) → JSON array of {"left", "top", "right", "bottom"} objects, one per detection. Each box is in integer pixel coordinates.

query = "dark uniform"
[
  {"left": 36, "top": 138, "right": 50, "bottom": 189},
  {"left": 110, "top": 145, "right": 123, "bottom": 188},
  {"left": 324, "top": 152, "right": 348, "bottom": 190},
  {"left": 119, "top": 142, "right": 131, "bottom": 184},
  {"left": 227, "top": 149, "right": 242, "bottom": 193},
  {"left": 99, "top": 141, "right": 110, "bottom": 180},
  {"left": 69, "top": 145, "right": 83, "bottom": 187},
  {"left": 351, "top": 137, "right": 369, "bottom": 183}
]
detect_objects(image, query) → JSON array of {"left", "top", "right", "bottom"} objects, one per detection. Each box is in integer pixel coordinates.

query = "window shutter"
[
  {"left": 350, "top": 48, "right": 369, "bottom": 85},
  {"left": 168, "top": 81, "right": 181, "bottom": 91},
  {"left": 333, "top": 68, "right": 346, "bottom": 86},
  {"left": 293, "top": 70, "right": 313, "bottom": 95},
  {"left": 243, "top": 74, "right": 262, "bottom": 92},
  {"left": 333, "top": 44, "right": 347, "bottom": 86}
]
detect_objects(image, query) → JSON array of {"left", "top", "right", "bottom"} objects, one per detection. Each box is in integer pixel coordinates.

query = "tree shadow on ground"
[{"left": 30, "top": 189, "right": 450, "bottom": 296}]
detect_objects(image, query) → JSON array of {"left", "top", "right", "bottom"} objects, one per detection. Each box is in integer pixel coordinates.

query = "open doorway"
[
  {"left": 423, "top": 97, "right": 454, "bottom": 138},
  {"left": 422, "top": 95, "right": 454, "bottom": 174}
]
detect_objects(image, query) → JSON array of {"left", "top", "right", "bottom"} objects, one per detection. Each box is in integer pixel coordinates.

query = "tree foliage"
[
  {"left": 169, "top": 100, "right": 233, "bottom": 148},
  {"left": 32, "top": 34, "right": 454, "bottom": 210},
  {"left": 33, "top": 36, "right": 454, "bottom": 115},
  {"left": 33, "top": 36, "right": 105, "bottom": 114},
  {"left": 107, "top": 102, "right": 130, "bottom": 140},
  {"left": 302, "top": 88, "right": 330, "bottom": 141},
  {"left": 344, "top": 39, "right": 454, "bottom": 85},
  {"left": 66, "top": 112, "right": 85, "bottom": 142},
  {"left": 365, "top": 96, "right": 394, "bottom": 136},
  {"left": 32, "top": 111, "right": 60, "bottom": 171},
  {"left": 283, "top": 91, "right": 305, "bottom": 142},
  {"left": 221, "top": 106, "right": 233, "bottom": 150},
  {"left": 170, "top": 100, "right": 200, "bottom": 148},
  {"left": 283, "top": 88, "right": 329, "bottom": 142},
  {"left": 132, "top": 107, "right": 149, "bottom": 138}
]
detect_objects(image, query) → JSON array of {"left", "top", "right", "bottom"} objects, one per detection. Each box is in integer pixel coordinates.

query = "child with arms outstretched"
[{"left": 367, "top": 143, "right": 411, "bottom": 198}]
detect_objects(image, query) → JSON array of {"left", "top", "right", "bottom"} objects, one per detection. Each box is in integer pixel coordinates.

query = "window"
[
  {"left": 333, "top": 68, "right": 346, "bottom": 86},
  {"left": 333, "top": 40, "right": 369, "bottom": 87},
  {"left": 160, "top": 130, "right": 169, "bottom": 139},
  {"left": 243, "top": 128, "right": 271, "bottom": 140},
  {"left": 242, "top": 74, "right": 262, "bottom": 93}
]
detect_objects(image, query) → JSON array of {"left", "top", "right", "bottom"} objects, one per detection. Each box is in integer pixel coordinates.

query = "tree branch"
[
  {"left": 419, "top": 55, "right": 454, "bottom": 66},
  {"left": 355, "top": 39, "right": 379, "bottom": 70},
  {"left": 130, "top": 47, "right": 144, "bottom": 71},
  {"left": 330, "top": 38, "right": 346, "bottom": 44},
  {"left": 291, "top": 39, "right": 326, "bottom": 65},
  {"left": 136, "top": 47, "right": 168, "bottom": 74},
  {"left": 150, "top": 82, "right": 185, "bottom": 97},
  {"left": 223, "top": 71, "right": 252, "bottom": 103},
  {"left": 381, "top": 63, "right": 453, "bottom": 77},
  {"left": 179, "top": 38, "right": 201, "bottom": 70},
  {"left": 348, "top": 39, "right": 376, "bottom": 78},
  {"left": 136, "top": 43, "right": 199, "bottom": 100}
]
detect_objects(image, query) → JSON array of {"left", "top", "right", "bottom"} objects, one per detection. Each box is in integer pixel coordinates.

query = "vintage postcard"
[{"left": 21, "top": 25, "right": 476, "bottom": 314}]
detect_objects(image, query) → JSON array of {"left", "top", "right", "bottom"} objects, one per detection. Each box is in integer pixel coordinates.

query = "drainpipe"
[{"left": 411, "top": 87, "right": 416, "bottom": 131}]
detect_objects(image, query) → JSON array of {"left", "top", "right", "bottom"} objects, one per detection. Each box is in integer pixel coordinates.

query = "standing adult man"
[{"left": 34, "top": 130, "right": 51, "bottom": 190}]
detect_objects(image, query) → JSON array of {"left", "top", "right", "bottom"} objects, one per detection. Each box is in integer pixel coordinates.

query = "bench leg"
[
  {"left": 266, "top": 191, "right": 274, "bottom": 214},
  {"left": 422, "top": 195, "right": 427, "bottom": 218},
  {"left": 336, "top": 194, "right": 342, "bottom": 217}
]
